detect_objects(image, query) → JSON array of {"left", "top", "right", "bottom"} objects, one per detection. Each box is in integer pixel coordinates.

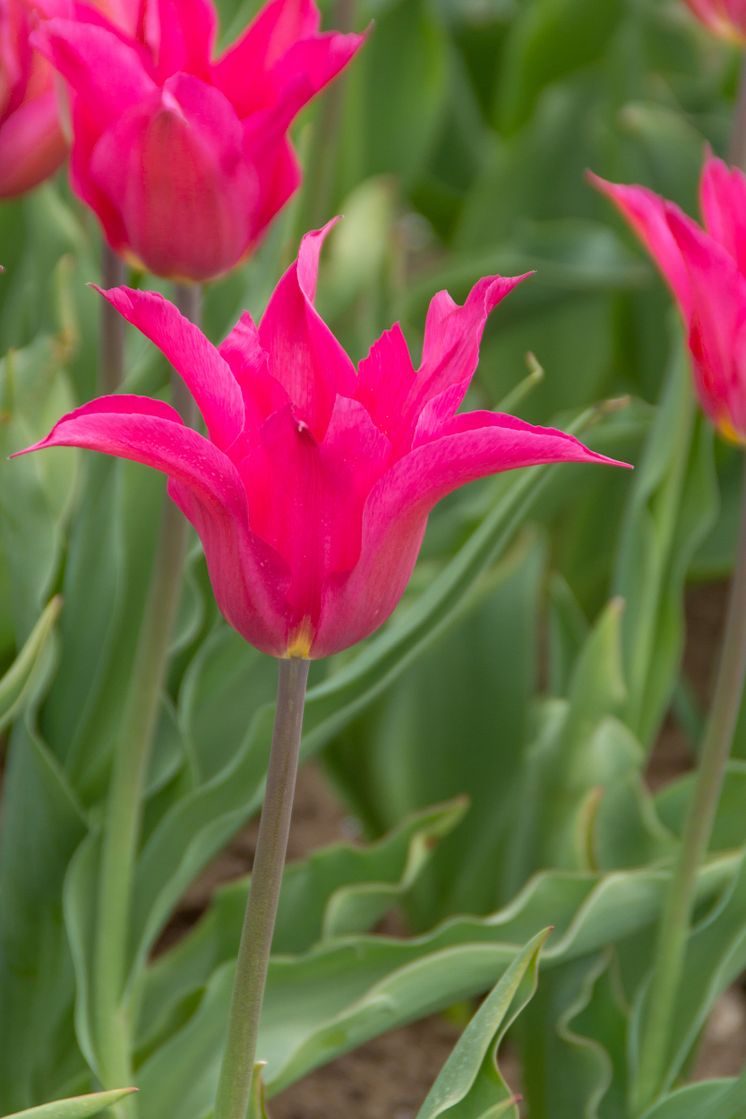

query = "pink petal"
[
  {"left": 152, "top": 0, "right": 216, "bottom": 81},
  {"left": 33, "top": 18, "right": 156, "bottom": 129},
  {"left": 94, "top": 286, "right": 245, "bottom": 449},
  {"left": 0, "top": 88, "right": 67, "bottom": 197},
  {"left": 242, "top": 132, "right": 300, "bottom": 245},
  {"left": 263, "top": 31, "right": 365, "bottom": 123},
  {"left": 239, "top": 396, "right": 390, "bottom": 643},
  {"left": 258, "top": 219, "right": 356, "bottom": 436},
  {"left": 88, "top": 74, "right": 256, "bottom": 279},
  {"left": 213, "top": 0, "right": 320, "bottom": 117},
  {"left": 219, "top": 311, "right": 289, "bottom": 430},
  {"left": 314, "top": 417, "right": 624, "bottom": 658},
  {"left": 666, "top": 207, "right": 746, "bottom": 430},
  {"left": 15, "top": 394, "right": 291, "bottom": 656},
  {"left": 406, "top": 273, "right": 530, "bottom": 424},
  {"left": 356, "top": 323, "right": 417, "bottom": 444},
  {"left": 588, "top": 171, "right": 694, "bottom": 320},
  {"left": 699, "top": 152, "right": 746, "bottom": 273}
]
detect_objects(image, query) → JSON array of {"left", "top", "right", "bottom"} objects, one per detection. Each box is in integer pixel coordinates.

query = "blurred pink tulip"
[
  {"left": 591, "top": 153, "right": 746, "bottom": 444},
  {"left": 16, "top": 221, "right": 625, "bottom": 659},
  {"left": 34, "top": 0, "right": 364, "bottom": 280},
  {"left": 683, "top": 0, "right": 746, "bottom": 43},
  {"left": 0, "top": 0, "right": 136, "bottom": 198}
]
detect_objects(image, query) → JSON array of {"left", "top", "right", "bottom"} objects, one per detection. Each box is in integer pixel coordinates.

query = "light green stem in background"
[
  {"left": 100, "top": 244, "right": 126, "bottom": 393},
  {"left": 632, "top": 458, "right": 746, "bottom": 1114},
  {"left": 92, "top": 282, "right": 202, "bottom": 1105},
  {"left": 215, "top": 658, "right": 311, "bottom": 1119}
]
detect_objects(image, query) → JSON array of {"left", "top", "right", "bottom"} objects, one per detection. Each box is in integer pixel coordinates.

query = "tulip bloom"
[
  {"left": 33, "top": 0, "right": 364, "bottom": 281},
  {"left": 683, "top": 0, "right": 746, "bottom": 44},
  {"left": 590, "top": 155, "right": 746, "bottom": 444},
  {"left": 16, "top": 222, "right": 623, "bottom": 658}
]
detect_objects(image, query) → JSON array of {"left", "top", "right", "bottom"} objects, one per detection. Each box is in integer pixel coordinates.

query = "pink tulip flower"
[
  {"left": 683, "top": 0, "right": 746, "bottom": 43},
  {"left": 0, "top": 0, "right": 137, "bottom": 198},
  {"left": 32, "top": 0, "right": 364, "bottom": 280},
  {"left": 590, "top": 154, "right": 746, "bottom": 444},
  {"left": 15, "top": 221, "right": 625, "bottom": 658}
]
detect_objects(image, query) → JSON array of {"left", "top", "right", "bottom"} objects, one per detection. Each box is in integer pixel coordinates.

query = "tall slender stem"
[
  {"left": 100, "top": 244, "right": 126, "bottom": 392},
  {"left": 92, "top": 282, "right": 203, "bottom": 1101},
  {"left": 632, "top": 457, "right": 746, "bottom": 1113},
  {"left": 215, "top": 658, "right": 310, "bottom": 1119}
]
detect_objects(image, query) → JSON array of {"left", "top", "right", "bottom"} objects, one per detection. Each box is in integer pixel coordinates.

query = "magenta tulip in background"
[
  {"left": 591, "top": 155, "right": 746, "bottom": 444},
  {"left": 33, "top": 0, "right": 364, "bottom": 280},
  {"left": 16, "top": 221, "right": 624, "bottom": 659},
  {"left": 683, "top": 0, "right": 746, "bottom": 43}
]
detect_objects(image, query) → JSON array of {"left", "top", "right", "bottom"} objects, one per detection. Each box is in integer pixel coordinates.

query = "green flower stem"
[
  {"left": 215, "top": 657, "right": 311, "bottom": 1119},
  {"left": 92, "top": 281, "right": 202, "bottom": 1102},
  {"left": 100, "top": 244, "right": 126, "bottom": 393},
  {"left": 632, "top": 456, "right": 746, "bottom": 1114}
]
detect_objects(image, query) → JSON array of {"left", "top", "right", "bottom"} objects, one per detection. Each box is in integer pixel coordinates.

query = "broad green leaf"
[
  {"left": 0, "top": 338, "right": 77, "bottom": 645},
  {"left": 0, "top": 722, "right": 88, "bottom": 1108},
  {"left": 517, "top": 954, "right": 614, "bottom": 1119},
  {"left": 640, "top": 1067, "right": 746, "bottom": 1119},
  {"left": 133, "top": 852, "right": 739, "bottom": 1119},
  {"left": 137, "top": 800, "right": 467, "bottom": 1056},
  {"left": 416, "top": 928, "right": 550, "bottom": 1118},
  {"left": 630, "top": 849, "right": 746, "bottom": 1097},
  {"left": 0, "top": 596, "right": 61, "bottom": 733},
  {"left": 2, "top": 1089, "right": 136, "bottom": 1119}
]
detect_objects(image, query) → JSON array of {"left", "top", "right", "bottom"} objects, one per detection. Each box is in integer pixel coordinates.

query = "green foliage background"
[{"left": 2, "top": 0, "right": 746, "bottom": 1116}]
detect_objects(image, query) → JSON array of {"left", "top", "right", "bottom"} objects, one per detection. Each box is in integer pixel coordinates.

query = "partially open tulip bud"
[
  {"left": 33, "top": 0, "right": 365, "bottom": 280},
  {"left": 591, "top": 155, "right": 746, "bottom": 445},
  {"left": 15, "top": 221, "right": 625, "bottom": 658},
  {"left": 683, "top": 0, "right": 746, "bottom": 44}
]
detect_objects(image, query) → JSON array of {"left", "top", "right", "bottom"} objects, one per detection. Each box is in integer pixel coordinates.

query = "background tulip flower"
[
  {"left": 590, "top": 155, "right": 746, "bottom": 444},
  {"left": 33, "top": 0, "right": 365, "bottom": 281},
  {"left": 15, "top": 220, "right": 623, "bottom": 658},
  {"left": 683, "top": 0, "right": 746, "bottom": 43}
]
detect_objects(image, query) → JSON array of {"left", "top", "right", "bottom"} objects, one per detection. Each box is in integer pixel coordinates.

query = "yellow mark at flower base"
[
  {"left": 718, "top": 414, "right": 746, "bottom": 447},
  {"left": 286, "top": 617, "right": 314, "bottom": 659}
]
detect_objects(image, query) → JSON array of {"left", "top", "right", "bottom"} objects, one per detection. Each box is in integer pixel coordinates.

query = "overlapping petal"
[{"left": 258, "top": 220, "right": 357, "bottom": 436}]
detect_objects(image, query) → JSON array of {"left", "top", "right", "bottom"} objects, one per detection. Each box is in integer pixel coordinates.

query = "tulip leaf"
[
  {"left": 2, "top": 1089, "right": 136, "bottom": 1119},
  {"left": 136, "top": 799, "right": 466, "bottom": 1056},
  {"left": 639, "top": 1067, "right": 746, "bottom": 1119},
  {"left": 630, "top": 848, "right": 746, "bottom": 1098},
  {"left": 416, "top": 927, "right": 550, "bottom": 1118},
  {"left": 0, "top": 595, "right": 61, "bottom": 734},
  {"left": 132, "top": 851, "right": 739, "bottom": 1119},
  {"left": 0, "top": 722, "right": 87, "bottom": 1107}
]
